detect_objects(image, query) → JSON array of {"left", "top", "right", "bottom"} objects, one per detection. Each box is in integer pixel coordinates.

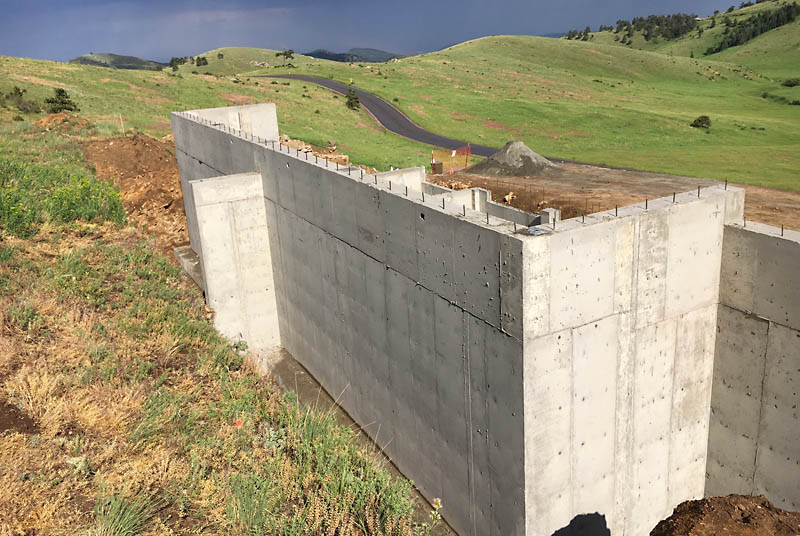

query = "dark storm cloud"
[{"left": 0, "top": 0, "right": 739, "bottom": 62}]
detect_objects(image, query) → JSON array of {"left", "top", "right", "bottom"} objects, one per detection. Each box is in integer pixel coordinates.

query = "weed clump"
[
  {"left": 783, "top": 78, "right": 800, "bottom": 87},
  {"left": 691, "top": 115, "right": 712, "bottom": 129},
  {"left": 0, "top": 157, "right": 125, "bottom": 237}
]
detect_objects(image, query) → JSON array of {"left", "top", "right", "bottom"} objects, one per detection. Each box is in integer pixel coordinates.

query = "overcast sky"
[{"left": 1, "top": 0, "right": 739, "bottom": 62}]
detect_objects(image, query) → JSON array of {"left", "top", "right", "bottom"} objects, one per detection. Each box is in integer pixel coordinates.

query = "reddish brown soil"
[
  {"left": 652, "top": 495, "right": 800, "bottom": 536},
  {"left": 83, "top": 134, "right": 188, "bottom": 253},
  {"left": 0, "top": 400, "right": 38, "bottom": 435},
  {"left": 436, "top": 162, "right": 800, "bottom": 230},
  {"left": 36, "top": 112, "right": 95, "bottom": 136}
]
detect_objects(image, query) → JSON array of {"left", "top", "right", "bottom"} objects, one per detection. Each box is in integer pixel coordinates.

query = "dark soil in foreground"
[
  {"left": 0, "top": 400, "right": 38, "bottom": 435},
  {"left": 651, "top": 495, "right": 800, "bottom": 536}
]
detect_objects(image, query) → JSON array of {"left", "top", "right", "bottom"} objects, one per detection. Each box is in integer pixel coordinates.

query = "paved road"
[
  {"left": 257, "top": 75, "right": 652, "bottom": 173},
  {"left": 257, "top": 74, "right": 499, "bottom": 157}
]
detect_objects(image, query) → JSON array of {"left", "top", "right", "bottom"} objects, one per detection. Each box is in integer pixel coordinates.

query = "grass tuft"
[{"left": 91, "top": 491, "right": 159, "bottom": 536}]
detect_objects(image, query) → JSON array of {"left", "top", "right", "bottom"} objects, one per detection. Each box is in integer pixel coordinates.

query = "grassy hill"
[
  {"left": 306, "top": 48, "right": 404, "bottom": 63},
  {"left": 174, "top": 47, "right": 324, "bottom": 77},
  {"left": 69, "top": 52, "right": 165, "bottom": 71},
  {"left": 583, "top": 0, "right": 799, "bottom": 78},
  {"left": 256, "top": 34, "right": 800, "bottom": 190},
  {"left": 0, "top": 55, "right": 431, "bottom": 171}
]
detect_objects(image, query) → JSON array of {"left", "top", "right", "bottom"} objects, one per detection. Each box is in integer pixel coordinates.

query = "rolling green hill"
[
  {"left": 174, "top": 47, "right": 324, "bottom": 77},
  {"left": 0, "top": 55, "right": 431, "bottom": 171},
  {"left": 255, "top": 34, "right": 799, "bottom": 189},
  {"left": 68, "top": 52, "right": 165, "bottom": 71},
  {"left": 582, "top": 0, "right": 799, "bottom": 79}
]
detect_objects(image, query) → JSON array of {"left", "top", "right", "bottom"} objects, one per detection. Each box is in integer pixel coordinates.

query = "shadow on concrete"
[{"left": 551, "top": 513, "right": 610, "bottom": 536}]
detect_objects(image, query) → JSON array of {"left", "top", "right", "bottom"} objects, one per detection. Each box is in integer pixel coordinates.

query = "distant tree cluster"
[
  {"left": 621, "top": 13, "right": 698, "bottom": 41},
  {"left": 565, "top": 26, "right": 593, "bottom": 40},
  {"left": 569, "top": 13, "right": 698, "bottom": 45},
  {"left": 196, "top": 56, "right": 208, "bottom": 67},
  {"left": 705, "top": 2, "right": 800, "bottom": 54}
]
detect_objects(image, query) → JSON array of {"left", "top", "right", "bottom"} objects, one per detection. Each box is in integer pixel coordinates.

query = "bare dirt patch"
[
  {"left": 11, "top": 75, "right": 76, "bottom": 89},
  {"left": 651, "top": 495, "right": 800, "bottom": 536},
  {"left": 220, "top": 93, "right": 257, "bottom": 105},
  {"left": 83, "top": 134, "right": 187, "bottom": 253},
  {"left": 439, "top": 161, "right": 800, "bottom": 229},
  {"left": 0, "top": 400, "right": 38, "bottom": 435}
]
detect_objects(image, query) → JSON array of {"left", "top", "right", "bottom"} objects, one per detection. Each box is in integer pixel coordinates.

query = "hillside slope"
[
  {"left": 0, "top": 56, "right": 431, "bottom": 171},
  {"left": 583, "top": 0, "right": 799, "bottom": 78},
  {"left": 175, "top": 47, "right": 325, "bottom": 77},
  {"left": 260, "top": 34, "right": 800, "bottom": 189},
  {"left": 69, "top": 52, "right": 165, "bottom": 71}
]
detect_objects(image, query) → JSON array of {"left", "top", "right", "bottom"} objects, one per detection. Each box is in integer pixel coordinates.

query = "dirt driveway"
[{"left": 435, "top": 162, "right": 800, "bottom": 230}]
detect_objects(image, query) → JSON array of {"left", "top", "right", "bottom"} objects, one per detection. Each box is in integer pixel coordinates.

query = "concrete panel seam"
[
  {"left": 751, "top": 320, "right": 772, "bottom": 493},
  {"left": 666, "top": 317, "right": 679, "bottom": 502},
  {"left": 177, "top": 148, "right": 227, "bottom": 178},
  {"left": 465, "top": 319, "right": 477, "bottom": 536}
]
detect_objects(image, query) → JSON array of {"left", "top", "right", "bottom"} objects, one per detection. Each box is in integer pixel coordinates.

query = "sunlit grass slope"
[
  {"left": 259, "top": 34, "right": 799, "bottom": 189},
  {"left": 0, "top": 56, "right": 432, "bottom": 171},
  {"left": 174, "top": 47, "right": 328, "bottom": 77}
]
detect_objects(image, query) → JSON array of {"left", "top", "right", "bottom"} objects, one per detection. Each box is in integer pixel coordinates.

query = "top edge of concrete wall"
[
  {"left": 526, "top": 185, "right": 744, "bottom": 237},
  {"left": 733, "top": 219, "right": 800, "bottom": 243},
  {"left": 173, "top": 110, "right": 749, "bottom": 242}
]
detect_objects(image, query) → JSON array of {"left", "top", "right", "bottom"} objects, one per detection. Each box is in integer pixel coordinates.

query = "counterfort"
[{"left": 171, "top": 104, "right": 800, "bottom": 536}]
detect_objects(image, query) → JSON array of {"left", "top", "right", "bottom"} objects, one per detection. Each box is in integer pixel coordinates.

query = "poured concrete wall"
[
  {"left": 172, "top": 104, "right": 798, "bottom": 536},
  {"left": 255, "top": 142, "right": 527, "bottom": 536},
  {"left": 707, "top": 222, "right": 800, "bottom": 511},
  {"left": 521, "top": 189, "right": 740, "bottom": 535},
  {"left": 171, "top": 103, "right": 279, "bottom": 260},
  {"left": 172, "top": 109, "right": 527, "bottom": 536},
  {"left": 191, "top": 172, "right": 280, "bottom": 349}
]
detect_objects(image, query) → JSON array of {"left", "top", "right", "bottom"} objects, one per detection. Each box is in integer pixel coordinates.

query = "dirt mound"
[
  {"left": 83, "top": 134, "right": 187, "bottom": 253},
  {"left": 35, "top": 112, "right": 95, "bottom": 136},
  {"left": 651, "top": 495, "right": 800, "bottom": 536},
  {"left": 465, "top": 141, "right": 557, "bottom": 176}
]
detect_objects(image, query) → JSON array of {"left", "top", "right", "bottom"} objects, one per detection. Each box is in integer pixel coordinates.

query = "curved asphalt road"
[{"left": 258, "top": 74, "right": 499, "bottom": 158}]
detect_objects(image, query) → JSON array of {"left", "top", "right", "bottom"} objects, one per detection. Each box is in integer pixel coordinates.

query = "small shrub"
[
  {"left": 346, "top": 86, "right": 360, "bottom": 110},
  {"left": 45, "top": 88, "right": 79, "bottom": 114},
  {"left": 5, "top": 86, "right": 40, "bottom": 113},
  {"left": 690, "top": 115, "right": 711, "bottom": 129},
  {"left": 13, "top": 115, "right": 24, "bottom": 121},
  {"left": 782, "top": 78, "right": 800, "bottom": 87}
]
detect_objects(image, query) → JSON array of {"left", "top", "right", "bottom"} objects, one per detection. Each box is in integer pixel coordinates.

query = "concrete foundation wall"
[
  {"left": 522, "top": 190, "right": 738, "bottom": 535},
  {"left": 171, "top": 104, "right": 798, "bottom": 536},
  {"left": 707, "top": 223, "right": 800, "bottom": 511},
  {"left": 255, "top": 143, "right": 527, "bottom": 536}
]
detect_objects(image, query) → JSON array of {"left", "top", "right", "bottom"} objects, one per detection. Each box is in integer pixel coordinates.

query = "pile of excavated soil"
[
  {"left": 465, "top": 141, "right": 558, "bottom": 176},
  {"left": 83, "top": 133, "right": 187, "bottom": 253},
  {"left": 83, "top": 133, "right": 368, "bottom": 255},
  {"left": 35, "top": 112, "right": 95, "bottom": 136},
  {"left": 651, "top": 495, "right": 800, "bottom": 536}
]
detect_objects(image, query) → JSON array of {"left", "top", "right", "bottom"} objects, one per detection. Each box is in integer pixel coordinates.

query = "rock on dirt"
[
  {"left": 465, "top": 141, "right": 558, "bottom": 176},
  {"left": 651, "top": 495, "right": 800, "bottom": 536}
]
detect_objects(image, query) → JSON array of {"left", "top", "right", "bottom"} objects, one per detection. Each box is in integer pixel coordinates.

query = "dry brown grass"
[{"left": 0, "top": 223, "right": 424, "bottom": 535}]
